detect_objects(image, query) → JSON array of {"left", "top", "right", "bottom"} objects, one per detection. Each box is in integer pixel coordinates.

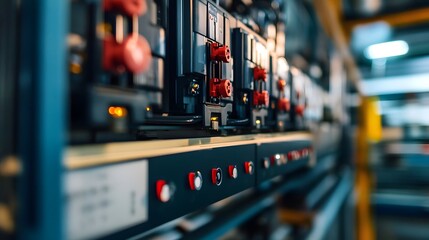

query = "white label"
[{"left": 65, "top": 160, "right": 148, "bottom": 240}]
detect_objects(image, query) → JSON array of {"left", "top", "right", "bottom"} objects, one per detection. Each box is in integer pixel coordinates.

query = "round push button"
[
  {"left": 211, "top": 168, "right": 223, "bottom": 186},
  {"left": 156, "top": 180, "right": 175, "bottom": 203},
  {"left": 228, "top": 165, "right": 238, "bottom": 179},
  {"left": 244, "top": 161, "right": 254, "bottom": 175},
  {"left": 188, "top": 171, "right": 203, "bottom": 191}
]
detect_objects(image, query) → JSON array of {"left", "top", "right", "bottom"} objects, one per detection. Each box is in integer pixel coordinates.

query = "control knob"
[
  {"left": 210, "top": 43, "right": 231, "bottom": 63},
  {"left": 228, "top": 165, "right": 238, "bottom": 179},
  {"left": 156, "top": 180, "right": 175, "bottom": 203},
  {"left": 103, "top": 0, "right": 147, "bottom": 16},
  {"left": 253, "top": 67, "right": 267, "bottom": 81},
  {"left": 211, "top": 168, "right": 223, "bottom": 186},
  {"left": 244, "top": 161, "right": 254, "bottom": 175},
  {"left": 188, "top": 171, "right": 203, "bottom": 191},
  {"left": 103, "top": 35, "right": 152, "bottom": 74}
]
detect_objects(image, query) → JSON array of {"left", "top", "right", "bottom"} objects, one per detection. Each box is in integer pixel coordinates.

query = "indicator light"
[{"left": 108, "top": 106, "right": 128, "bottom": 118}]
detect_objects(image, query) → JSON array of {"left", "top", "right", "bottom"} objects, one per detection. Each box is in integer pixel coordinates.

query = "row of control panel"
[
  {"left": 66, "top": 138, "right": 312, "bottom": 239},
  {"left": 68, "top": 0, "right": 333, "bottom": 143}
]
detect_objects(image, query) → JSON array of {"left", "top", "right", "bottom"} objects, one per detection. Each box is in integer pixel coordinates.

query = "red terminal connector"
[
  {"left": 278, "top": 98, "right": 290, "bottom": 112},
  {"left": 253, "top": 67, "right": 267, "bottom": 82},
  {"left": 277, "top": 79, "right": 286, "bottom": 91},
  {"left": 253, "top": 90, "right": 269, "bottom": 107},
  {"left": 103, "top": 0, "right": 147, "bottom": 16},
  {"left": 210, "top": 43, "right": 231, "bottom": 63},
  {"left": 296, "top": 105, "right": 305, "bottom": 116},
  {"left": 103, "top": 35, "right": 152, "bottom": 74},
  {"left": 210, "top": 78, "right": 232, "bottom": 98}
]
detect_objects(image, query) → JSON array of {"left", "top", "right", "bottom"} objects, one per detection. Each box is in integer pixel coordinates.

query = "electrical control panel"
[
  {"left": 69, "top": 0, "right": 167, "bottom": 141},
  {"left": 168, "top": 0, "right": 235, "bottom": 130},
  {"left": 232, "top": 21, "right": 270, "bottom": 129},
  {"left": 67, "top": 0, "right": 334, "bottom": 143},
  {"left": 269, "top": 56, "right": 292, "bottom": 131},
  {"left": 146, "top": 145, "right": 256, "bottom": 233},
  {"left": 11, "top": 0, "right": 351, "bottom": 240},
  {"left": 65, "top": 136, "right": 314, "bottom": 239}
]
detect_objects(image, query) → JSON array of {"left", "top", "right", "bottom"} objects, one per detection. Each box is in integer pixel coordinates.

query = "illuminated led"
[
  {"left": 146, "top": 107, "right": 151, "bottom": 111},
  {"left": 364, "top": 40, "right": 409, "bottom": 59},
  {"left": 96, "top": 23, "right": 112, "bottom": 38},
  {"left": 255, "top": 119, "right": 261, "bottom": 125},
  {"left": 108, "top": 106, "right": 127, "bottom": 118},
  {"left": 210, "top": 117, "right": 219, "bottom": 121},
  {"left": 69, "top": 63, "right": 81, "bottom": 74}
]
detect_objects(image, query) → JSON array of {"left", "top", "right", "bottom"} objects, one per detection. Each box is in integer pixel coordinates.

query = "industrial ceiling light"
[{"left": 364, "top": 40, "right": 409, "bottom": 59}]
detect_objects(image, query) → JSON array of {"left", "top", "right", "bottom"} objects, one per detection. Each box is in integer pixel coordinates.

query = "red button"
[
  {"left": 103, "top": 0, "right": 147, "bottom": 16},
  {"left": 211, "top": 168, "right": 222, "bottom": 186},
  {"left": 103, "top": 35, "right": 152, "bottom": 74},
  {"left": 301, "top": 148, "right": 309, "bottom": 157},
  {"left": 188, "top": 171, "right": 203, "bottom": 191},
  {"left": 228, "top": 165, "right": 238, "bottom": 179},
  {"left": 244, "top": 161, "right": 254, "bottom": 175},
  {"left": 287, "top": 151, "right": 300, "bottom": 161},
  {"left": 156, "top": 180, "right": 174, "bottom": 203}
]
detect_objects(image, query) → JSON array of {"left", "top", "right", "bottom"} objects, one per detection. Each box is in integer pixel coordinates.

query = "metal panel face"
[
  {"left": 65, "top": 160, "right": 148, "bottom": 240},
  {"left": 193, "top": 33, "right": 208, "bottom": 75},
  {"left": 148, "top": 145, "right": 256, "bottom": 228},
  {"left": 195, "top": 1, "right": 207, "bottom": 35},
  {"left": 207, "top": 2, "right": 217, "bottom": 40},
  {"left": 216, "top": 12, "right": 224, "bottom": 44},
  {"left": 256, "top": 140, "right": 312, "bottom": 184}
]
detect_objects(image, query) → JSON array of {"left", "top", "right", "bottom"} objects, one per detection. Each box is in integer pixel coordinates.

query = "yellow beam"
[
  {"left": 344, "top": 7, "right": 429, "bottom": 33},
  {"left": 313, "top": 0, "right": 363, "bottom": 95}
]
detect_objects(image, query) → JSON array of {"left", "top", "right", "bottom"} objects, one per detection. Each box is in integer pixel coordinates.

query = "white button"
[
  {"left": 232, "top": 167, "right": 238, "bottom": 178},
  {"left": 159, "top": 185, "right": 170, "bottom": 202},
  {"left": 194, "top": 175, "right": 202, "bottom": 190},
  {"left": 263, "top": 158, "right": 270, "bottom": 169}
]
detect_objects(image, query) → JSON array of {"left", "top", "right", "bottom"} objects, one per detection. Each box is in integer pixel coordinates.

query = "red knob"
[
  {"left": 277, "top": 79, "right": 286, "bottom": 91},
  {"left": 210, "top": 78, "right": 232, "bottom": 98},
  {"left": 300, "top": 148, "right": 309, "bottom": 157},
  {"left": 188, "top": 171, "right": 203, "bottom": 191},
  {"left": 278, "top": 98, "right": 290, "bottom": 111},
  {"left": 287, "top": 151, "right": 300, "bottom": 161},
  {"left": 218, "top": 79, "right": 232, "bottom": 97},
  {"left": 210, "top": 43, "right": 231, "bottom": 63},
  {"left": 228, "top": 165, "right": 238, "bottom": 179},
  {"left": 103, "top": 35, "right": 152, "bottom": 74},
  {"left": 103, "top": 0, "right": 147, "bottom": 16},
  {"left": 244, "top": 161, "right": 254, "bottom": 175},
  {"left": 296, "top": 105, "right": 305, "bottom": 116},
  {"left": 211, "top": 168, "right": 222, "bottom": 186},
  {"left": 253, "top": 67, "right": 267, "bottom": 81},
  {"left": 156, "top": 180, "right": 174, "bottom": 203}
]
